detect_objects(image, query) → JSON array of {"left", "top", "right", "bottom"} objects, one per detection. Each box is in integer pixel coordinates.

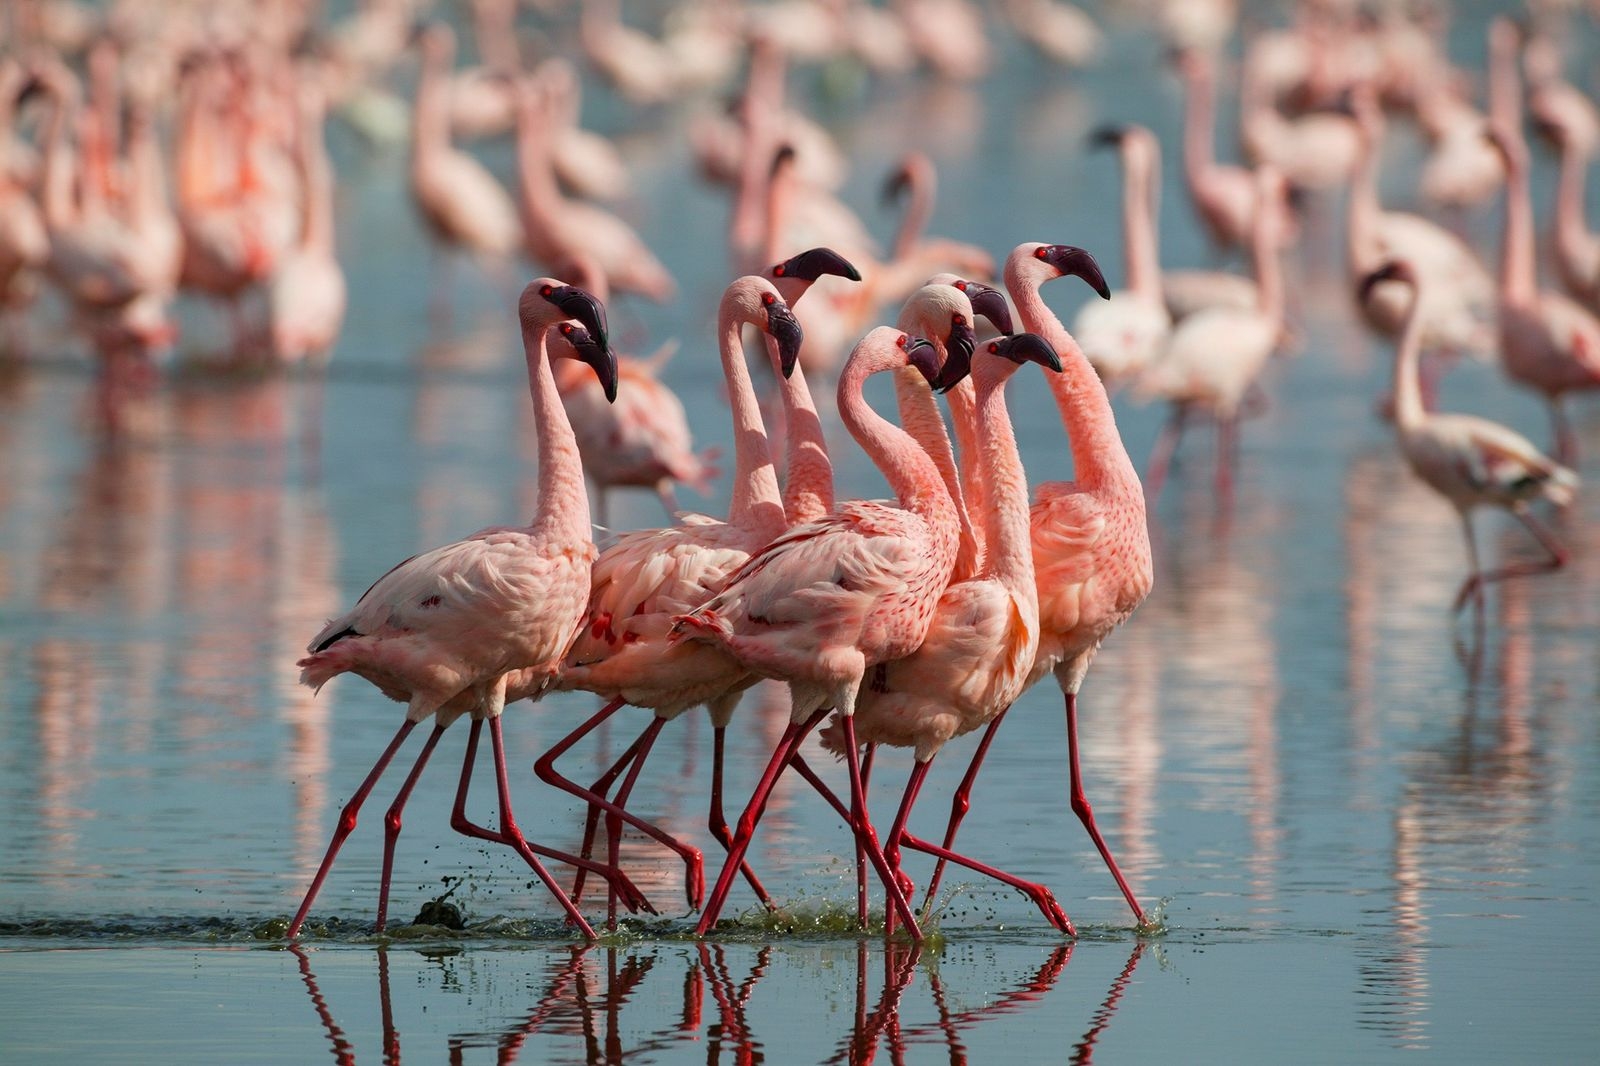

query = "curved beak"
[
  {"left": 936, "top": 314, "right": 975, "bottom": 393},
  {"left": 560, "top": 324, "right": 619, "bottom": 402},
  {"left": 903, "top": 335, "right": 942, "bottom": 387},
  {"left": 1043, "top": 245, "right": 1111, "bottom": 300},
  {"left": 988, "top": 331, "right": 1062, "bottom": 372},
  {"left": 773, "top": 246, "right": 862, "bottom": 283},
  {"left": 881, "top": 165, "right": 912, "bottom": 205},
  {"left": 766, "top": 300, "right": 804, "bottom": 377},
  {"left": 959, "top": 280, "right": 1014, "bottom": 335},
  {"left": 1358, "top": 261, "right": 1408, "bottom": 303},
  {"left": 548, "top": 284, "right": 609, "bottom": 350},
  {"left": 1088, "top": 124, "right": 1127, "bottom": 150}
]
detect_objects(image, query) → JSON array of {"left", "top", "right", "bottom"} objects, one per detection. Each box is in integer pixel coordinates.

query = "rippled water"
[{"left": 5, "top": 4, "right": 1600, "bottom": 1063}]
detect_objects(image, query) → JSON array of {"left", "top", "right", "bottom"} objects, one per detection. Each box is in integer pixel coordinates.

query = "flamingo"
[
  {"left": 0, "top": 63, "right": 49, "bottom": 330},
  {"left": 409, "top": 24, "right": 522, "bottom": 273},
  {"left": 1138, "top": 166, "right": 1290, "bottom": 504},
  {"left": 917, "top": 241, "right": 1153, "bottom": 930},
  {"left": 1239, "top": 42, "right": 1362, "bottom": 195},
  {"left": 1001, "top": 0, "right": 1103, "bottom": 69},
  {"left": 1362, "top": 259, "right": 1576, "bottom": 622},
  {"left": 880, "top": 151, "right": 995, "bottom": 288},
  {"left": 262, "top": 76, "right": 346, "bottom": 365},
  {"left": 533, "top": 273, "right": 804, "bottom": 920},
  {"left": 1485, "top": 18, "right": 1600, "bottom": 465},
  {"left": 538, "top": 250, "right": 858, "bottom": 921},
  {"left": 1072, "top": 125, "right": 1172, "bottom": 387},
  {"left": 818, "top": 331, "right": 1073, "bottom": 934},
  {"left": 678, "top": 326, "right": 962, "bottom": 941},
  {"left": 286, "top": 279, "right": 646, "bottom": 941}
]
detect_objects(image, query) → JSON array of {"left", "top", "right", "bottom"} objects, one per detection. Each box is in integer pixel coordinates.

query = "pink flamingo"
[
  {"left": 917, "top": 242, "right": 1153, "bottom": 929},
  {"left": 1485, "top": 19, "right": 1600, "bottom": 465},
  {"left": 1362, "top": 259, "right": 1576, "bottom": 622},
  {"left": 1138, "top": 166, "right": 1290, "bottom": 505},
  {"left": 534, "top": 273, "right": 804, "bottom": 919},
  {"left": 880, "top": 152, "right": 995, "bottom": 290},
  {"left": 1073, "top": 125, "right": 1172, "bottom": 387},
  {"left": 819, "top": 331, "right": 1073, "bottom": 934},
  {"left": 678, "top": 325, "right": 961, "bottom": 941},
  {"left": 263, "top": 77, "right": 346, "bottom": 365},
  {"left": 537, "top": 250, "right": 858, "bottom": 922},
  {"left": 287, "top": 279, "right": 646, "bottom": 940}
]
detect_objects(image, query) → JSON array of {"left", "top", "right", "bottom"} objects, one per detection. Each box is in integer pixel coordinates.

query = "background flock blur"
[{"left": 3, "top": 0, "right": 1598, "bottom": 935}]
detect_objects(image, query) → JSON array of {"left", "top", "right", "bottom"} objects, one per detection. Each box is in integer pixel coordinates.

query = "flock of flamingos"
[{"left": 3, "top": 0, "right": 1598, "bottom": 942}]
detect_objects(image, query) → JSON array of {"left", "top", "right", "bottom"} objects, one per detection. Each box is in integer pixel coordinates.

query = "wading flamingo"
[
  {"left": 287, "top": 279, "right": 644, "bottom": 941},
  {"left": 1363, "top": 259, "right": 1576, "bottom": 622},
  {"left": 677, "top": 326, "right": 960, "bottom": 941},
  {"left": 918, "top": 242, "right": 1153, "bottom": 930},
  {"left": 819, "top": 331, "right": 1073, "bottom": 934}
]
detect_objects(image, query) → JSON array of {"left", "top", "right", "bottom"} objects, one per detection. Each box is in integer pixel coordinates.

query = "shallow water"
[{"left": 5, "top": 4, "right": 1600, "bottom": 1063}]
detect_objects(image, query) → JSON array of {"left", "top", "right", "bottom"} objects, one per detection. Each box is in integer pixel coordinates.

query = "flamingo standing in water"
[
  {"left": 678, "top": 326, "right": 961, "bottom": 941},
  {"left": 820, "top": 330, "right": 1073, "bottom": 934},
  {"left": 917, "top": 242, "right": 1152, "bottom": 930},
  {"left": 1362, "top": 259, "right": 1576, "bottom": 621},
  {"left": 537, "top": 250, "right": 858, "bottom": 923},
  {"left": 287, "top": 279, "right": 647, "bottom": 940},
  {"left": 1485, "top": 17, "right": 1600, "bottom": 465}
]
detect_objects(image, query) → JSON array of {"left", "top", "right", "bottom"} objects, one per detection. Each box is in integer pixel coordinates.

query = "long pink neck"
[
  {"left": 413, "top": 43, "right": 451, "bottom": 172},
  {"left": 1498, "top": 136, "right": 1539, "bottom": 306},
  {"left": 41, "top": 88, "right": 77, "bottom": 228},
  {"left": 1554, "top": 136, "right": 1594, "bottom": 287},
  {"left": 838, "top": 337, "right": 956, "bottom": 539},
  {"left": 1006, "top": 261, "right": 1140, "bottom": 496},
  {"left": 522, "top": 324, "right": 592, "bottom": 544},
  {"left": 1391, "top": 282, "right": 1428, "bottom": 433},
  {"left": 946, "top": 379, "right": 985, "bottom": 579},
  {"left": 892, "top": 159, "right": 933, "bottom": 262},
  {"left": 971, "top": 366, "right": 1032, "bottom": 593},
  {"left": 514, "top": 97, "right": 562, "bottom": 243},
  {"left": 1181, "top": 59, "right": 1217, "bottom": 188},
  {"left": 719, "top": 306, "right": 786, "bottom": 540},
  {"left": 892, "top": 364, "right": 978, "bottom": 579},
  {"left": 1346, "top": 124, "right": 1383, "bottom": 273},
  {"left": 1124, "top": 141, "right": 1162, "bottom": 301},
  {"left": 1249, "top": 190, "right": 1285, "bottom": 324},
  {"left": 767, "top": 341, "right": 834, "bottom": 524},
  {"left": 297, "top": 105, "right": 335, "bottom": 256}
]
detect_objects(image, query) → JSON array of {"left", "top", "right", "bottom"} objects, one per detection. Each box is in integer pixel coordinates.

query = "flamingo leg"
[
  {"left": 840, "top": 715, "right": 922, "bottom": 941},
  {"left": 1066, "top": 691, "right": 1145, "bottom": 925},
  {"left": 570, "top": 726, "right": 653, "bottom": 903},
  {"left": 1550, "top": 397, "right": 1576, "bottom": 467},
  {"left": 374, "top": 723, "right": 447, "bottom": 932},
  {"left": 708, "top": 725, "right": 779, "bottom": 911},
  {"left": 1215, "top": 415, "right": 1239, "bottom": 507},
  {"left": 856, "top": 743, "right": 876, "bottom": 930},
  {"left": 919, "top": 705, "right": 1009, "bottom": 918},
  {"left": 450, "top": 719, "right": 654, "bottom": 936},
  {"left": 881, "top": 758, "right": 930, "bottom": 939},
  {"left": 1452, "top": 506, "right": 1568, "bottom": 613},
  {"left": 535, "top": 698, "right": 705, "bottom": 909},
  {"left": 896, "top": 829, "right": 1074, "bottom": 934},
  {"left": 602, "top": 716, "right": 667, "bottom": 927},
  {"left": 1143, "top": 403, "right": 1187, "bottom": 503},
  {"left": 287, "top": 718, "right": 418, "bottom": 938},
  {"left": 695, "top": 708, "right": 828, "bottom": 935}
]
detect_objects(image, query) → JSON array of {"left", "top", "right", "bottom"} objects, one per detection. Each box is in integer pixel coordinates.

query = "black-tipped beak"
[
  {"left": 1043, "top": 245, "right": 1111, "bottom": 300},
  {"left": 958, "top": 280, "right": 1014, "bottom": 335},
  {"left": 547, "top": 284, "right": 609, "bottom": 350},
  {"left": 768, "top": 143, "right": 797, "bottom": 177},
  {"left": 560, "top": 323, "right": 619, "bottom": 402},
  {"left": 987, "top": 332, "right": 1062, "bottom": 372},
  {"left": 766, "top": 300, "right": 804, "bottom": 377},
  {"left": 773, "top": 246, "right": 861, "bottom": 283},
  {"left": 935, "top": 320, "right": 974, "bottom": 394},
  {"left": 904, "top": 335, "right": 942, "bottom": 387},
  {"left": 1358, "top": 261, "right": 1408, "bottom": 303},
  {"left": 881, "top": 166, "right": 912, "bottom": 205},
  {"left": 1088, "top": 124, "right": 1127, "bottom": 149}
]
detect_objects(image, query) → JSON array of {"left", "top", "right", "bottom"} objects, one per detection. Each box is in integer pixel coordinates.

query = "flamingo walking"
[
  {"left": 678, "top": 326, "right": 961, "bottom": 940},
  {"left": 917, "top": 242, "right": 1152, "bottom": 929},
  {"left": 1363, "top": 260, "right": 1576, "bottom": 620},
  {"left": 287, "top": 279, "right": 644, "bottom": 940}
]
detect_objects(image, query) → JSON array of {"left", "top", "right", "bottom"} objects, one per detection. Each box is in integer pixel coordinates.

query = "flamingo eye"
[
  {"left": 953, "top": 313, "right": 967, "bottom": 326},
  {"left": 560, "top": 323, "right": 575, "bottom": 335},
  {"left": 774, "top": 264, "right": 787, "bottom": 277},
  {"left": 955, "top": 280, "right": 968, "bottom": 291},
  {"left": 762, "top": 292, "right": 776, "bottom": 306},
  {"left": 896, "top": 334, "right": 908, "bottom": 349},
  {"left": 1034, "top": 247, "right": 1049, "bottom": 260},
  {"left": 988, "top": 342, "right": 1000, "bottom": 353},
  {"left": 540, "top": 284, "right": 555, "bottom": 297}
]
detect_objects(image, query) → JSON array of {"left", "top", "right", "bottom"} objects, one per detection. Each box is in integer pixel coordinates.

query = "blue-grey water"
[{"left": 4, "top": 4, "right": 1600, "bottom": 1063}]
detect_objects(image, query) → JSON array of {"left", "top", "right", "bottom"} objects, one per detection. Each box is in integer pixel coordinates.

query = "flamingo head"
[
  {"left": 771, "top": 247, "right": 861, "bottom": 284},
  {"left": 1034, "top": 244, "right": 1111, "bottom": 299},
  {"left": 900, "top": 334, "right": 942, "bottom": 389},
  {"left": 554, "top": 322, "right": 618, "bottom": 402},
  {"left": 760, "top": 290, "right": 804, "bottom": 377},
  {"left": 1358, "top": 259, "right": 1417, "bottom": 303},
  {"left": 929, "top": 311, "right": 976, "bottom": 394},
  {"left": 951, "top": 279, "right": 1014, "bottom": 335},
  {"left": 1088, "top": 124, "right": 1128, "bottom": 149},
  {"left": 984, "top": 332, "right": 1062, "bottom": 373}
]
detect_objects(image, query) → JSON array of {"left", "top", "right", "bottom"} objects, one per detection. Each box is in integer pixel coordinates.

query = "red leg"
[
  {"left": 896, "top": 829, "right": 1074, "bottom": 933},
  {"left": 695, "top": 709, "right": 827, "bottom": 935},
  {"left": 840, "top": 716, "right": 922, "bottom": 941},
  {"left": 375, "top": 723, "right": 447, "bottom": 932},
  {"left": 1215, "top": 415, "right": 1238, "bottom": 509},
  {"left": 919, "top": 706, "right": 1009, "bottom": 918},
  {"left": 570, "top": 728, "right": 653, "bottom": 902},
  {"left": 602, "top": 717, "right": 667, "bottom": 927},
  {"left": 535, "top": 700, "right": 704, "bottom": 910},
  {"left": 882, "top": 758, "right": 929, "bottom": 938},
  {"left": 1065, "top": 691, "right": 1145, "bottom": 925},
  {"left": 856, "top": 743, "right": 876, "bottom": 930},
  {"left": 288, "top": 719, "right": 418, "bottom": 938},
  {"left": 1143, "top": 404, "right": 1187, "bottom": 504},
  {"left": 1453, "top": 507, "right": 1568, "bottom": 613},
  {"left": 708, "top": 725, "right": 778, "bottom": 911}
]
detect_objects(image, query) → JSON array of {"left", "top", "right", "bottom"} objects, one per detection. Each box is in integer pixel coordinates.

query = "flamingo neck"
[
  {"left": 413, "top": 45, "right": 451, "bottom": 162},
  {"left": 972, "top": 365, "right": 1035, "bottom": 596},
  {"left": 1346, "top": 128, "right": 1384, "bottom": 272},
  {"left": 945, "top": 378, "right": 986, "bottom": 580},
  {"left": 297, "top": 109, "right": 336, "bottom": 256},
  {"left": 837, "top": 338, "right": 956, "bottom": 537},
  {"left": 1391, "top": 286, "right": 1429, "bottom": 432},
  {"left": 523, "top": 325, "right": 592, "bottom": 544},
  {"left": 1124, "top": 142, "right": 1162, "bottom": 301},
  {"left": 719, "top": 308, "right": 785, "bottom": 540},
  {"left": 1006, "top": 262, "right": 1140, "bottom": 496},
  {"left": 892, "top": 161, "right": 933, "bottom": 262},
  {"left": 1249, "top": 199, "right": 1285, "bottom": 325},
  {"left": 892, "top": 363, "right": 978, "bottom": 579},
  {"left": 1181, "top": 60, "right": 1217, "bottom": 188},
  {"left": 513, "top": 98, "right": 563, "bottom": 241},
  {"left": 766, "top": 335, "right": 835, "bottom": 525},
  {"left": 1554, "top": 136, "right": 1594, "bottom": 284},
  {"left": 1499, "top": 139, "right": 1539, "bottom": 306},
  {"left": 41, "top": 90, "right": 77, "bottom": 228}
]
